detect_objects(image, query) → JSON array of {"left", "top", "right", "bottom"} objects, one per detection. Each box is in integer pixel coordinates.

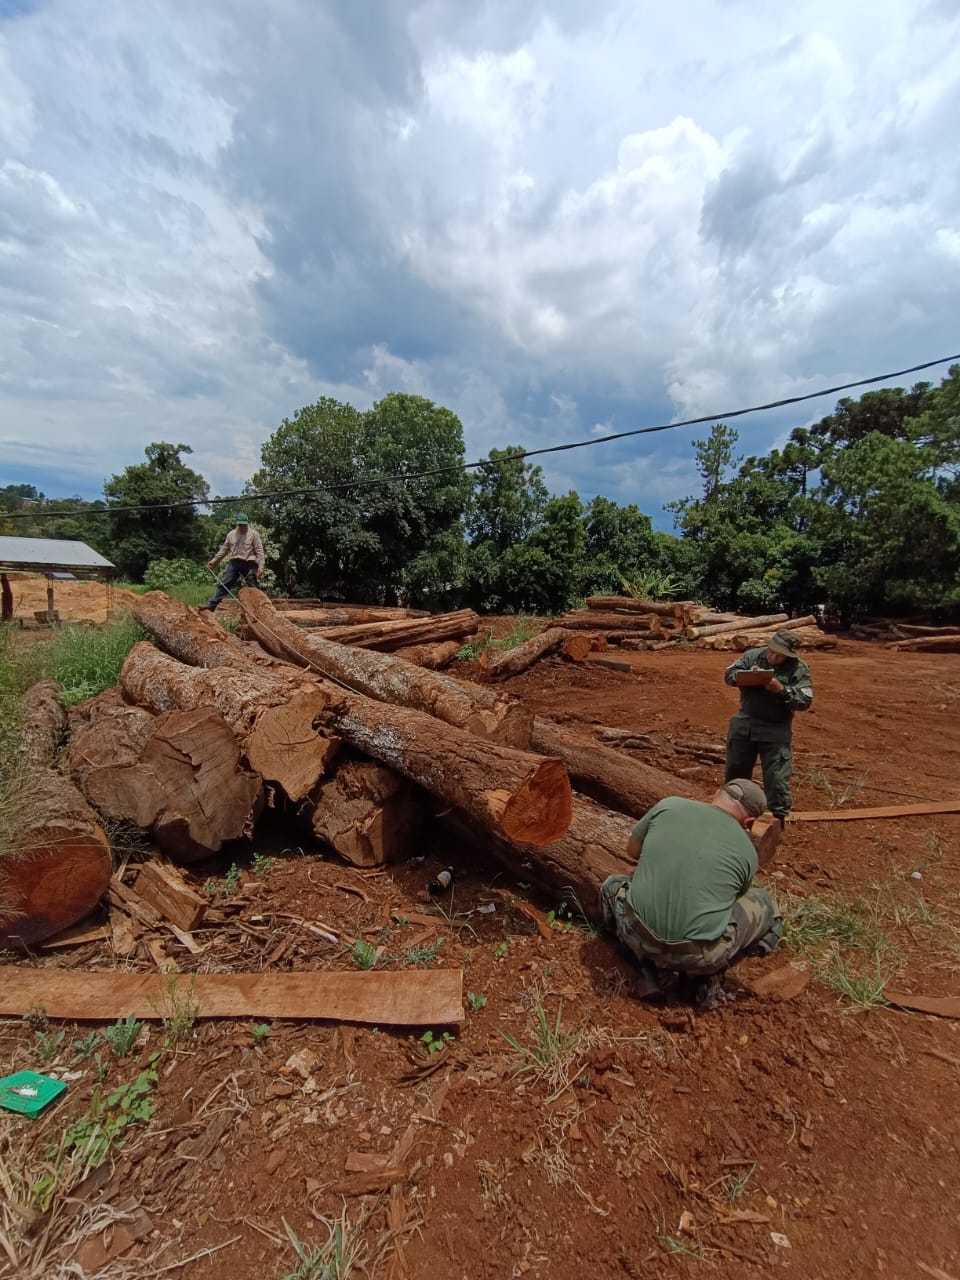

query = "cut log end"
[
  {"left": 246, "top": 689, "right": 341, "bottom": 803},
  {"left": 498, "top": 756, "right": 573, "bottom": 846},
  {"left": 0, "top": 834, "right": 111, "bottom": 949}
]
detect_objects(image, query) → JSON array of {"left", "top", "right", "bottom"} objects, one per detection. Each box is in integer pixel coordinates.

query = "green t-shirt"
[{"left": 627, "top": 796, "right": 758, "bottom": 943}]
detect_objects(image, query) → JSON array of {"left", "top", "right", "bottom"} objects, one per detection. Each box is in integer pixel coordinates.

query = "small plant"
[
  {"left": 277, "top": 1211, "right": 361, "bottom": 1280},
  {"left": 23, "top": 1004, "right": 49, "bottom": 1031},
  {"left": 251, "top": 1022, "right": 271, "bottom": 1046},
  {"left": 205, "top": 862, "right": 242, "bottom": 899},
  {"left": 467, "top": 991, "right": 488, "bottom": 1012},
  {"left": 93, "top": 1051, "right": 110, "bottom": 1083},
  {"left": 73, "top": 1030, "right": 103, "bottom": 1060},
  {"left": 455, "top": 637, "right": 489, "bottom": 662},
  {"left": 402, "top": 938, "right": 444, "bottom": 967},
  {"left": 500, "top": 1003, "right": 580, "bottom": 1083},
  {"left": 724, "top": 1161, "right": 756, "bottom": 1202},
  {"left": 823, "top": 955, "right": 888, "bottom": 1010},
  {"left": 103, "top": 1014, "right": 142, "bottom": 1058},
  {"left": 59, "top": 1058, "right": 158, "bottom": 1169},
  {"left": 34, "top": 1027, "right": 66, "bottom": 1064},
  {"left": 494, "top": 941, "right": 509, "bottom": 961},
  {"left": 149, "top": 973, "right": 199, "bottom": 1045},
  {"left": 419, "top": 1030, "right": 453, "bottom": 1056},
  {"left": 252, "top": 851, "right": 275, "bottom": 878},
  {"left": 350, "top": 939, "right": 378, "bottom": 970}
]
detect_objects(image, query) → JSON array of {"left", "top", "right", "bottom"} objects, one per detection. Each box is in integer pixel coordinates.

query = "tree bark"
[
  {"left": 391, "top": 640, "right": 461, "bottom": 669},
  {"left": 554, "top": 610, "right": 666, "bottom": 632},
  {"left": 0, "top": 769, "right": 112, "bottom": 949},
  {"left": 305, "top": 754, "right": 425, "bottom": 867},
  {"left": 133, "top": 591, "right": 267, "bottom": 670},
  {"left": 529, "top": 719, "right": 697, "bottom": 818},
  {"left": 315, "top": 609, "right": 481, "bottom": 650},
  {"left": 684, "top": 612, "right": 788, "bottom": 640},
  {"left": 122, "top": 643, "right": 571, "bottom": 846},
  {"left": 586, "top": 596, "right": 687, "bottom": 619},
  {"left": 237, "top": 587, "right": 532, "bottom": 748},
  {"left": 479, "top": 627, "right": 570, "bottom": 681},
  {"left": 120, "top": 640, "right": 341, "bottom": 803},
  {"left": 66, "top": 694, "right": 264, "bottom": 862},
  {"left": 284, "top": 607, "right": 427, "bottom": 627},
  {"left": 19, "top": 679, "right": 67, "bottom": 767},
  {"left": 695, "top": 625, "right": 836, "bottom": 652}
]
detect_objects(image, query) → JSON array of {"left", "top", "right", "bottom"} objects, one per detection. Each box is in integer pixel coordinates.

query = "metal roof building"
[
  {"left": 0, "top": 536, "right": 115, "bottom": 574},
  {"left": 0, "top": 536, "right": 115, "bottom": 623}
]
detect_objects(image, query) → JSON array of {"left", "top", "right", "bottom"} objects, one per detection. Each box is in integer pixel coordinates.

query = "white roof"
[{"left": 0, "top": 536, "right": 115, "bottom": 572}]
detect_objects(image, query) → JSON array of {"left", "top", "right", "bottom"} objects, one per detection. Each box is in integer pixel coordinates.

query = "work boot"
[
  {"left": 747, "top": 927, "right": 782, "bottom": 958},
  {"left": 678, "top": 972, "right": 726, "bottom": 1013}
]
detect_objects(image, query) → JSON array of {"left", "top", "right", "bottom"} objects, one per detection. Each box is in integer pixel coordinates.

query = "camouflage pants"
[
  {"left": 725, "top": 721, "right": 793, "bottom": 818},
  {"left": 599, "top": 875, "right": 782, "bottom": 977}
]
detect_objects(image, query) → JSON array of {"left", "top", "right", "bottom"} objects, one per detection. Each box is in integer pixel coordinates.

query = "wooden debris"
[
  {"left": 884, "top": 990, "right": 960, "bottom": 1019},
  {"left": 0, "top": 968, "right": 464, "bottom": 1025},
  {"left": 790, "top": 800, "right": 960, "bottom": 822},
  {"left": 40, "top": 921, "right": 112, "bottom": 950},
  {"left": 134, "top": 861, "right": 207, "bottom": 932},
  {"left": 306, "top": 756, "right": 424, "bottom": 867}
]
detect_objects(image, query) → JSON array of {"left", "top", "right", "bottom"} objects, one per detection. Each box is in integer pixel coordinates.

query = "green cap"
[
  {"left": 235, "top": 512, "right": 250, "bottom": 524},
  {"left": 767, "top": 629, "right": 798, "bottom": 656}
]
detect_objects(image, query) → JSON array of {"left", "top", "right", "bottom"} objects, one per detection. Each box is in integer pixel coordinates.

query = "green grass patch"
[
  {"left": 37, "top": 615, "right": 146, "bottom": 705},
  {"left": 780, "top": 889, "right": 898, "bottom": 1009}
]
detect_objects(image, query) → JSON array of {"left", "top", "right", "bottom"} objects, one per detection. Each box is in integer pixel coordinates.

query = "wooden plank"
[
  {"left": 884, "top": 990, "right": 960, "bottom": 1019},
  {"left": 789, "top": 800, "right": 960, "bottom": 823},
  {"left": 0, "top": 968, "right": 463, "bottom": 1026},
  {"left": 134, "top": 862, "right": 207, "bottom": 932},
  {"left": 40, "top": 921, "right": 111, "bottom": 950}
]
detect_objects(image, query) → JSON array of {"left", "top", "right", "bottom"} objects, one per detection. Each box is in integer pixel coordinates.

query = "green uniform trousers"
[
  {"left": 599, "top": 875, "right": 781, "bottom": 977},
  {"left": 725, "top": 719, "right": 793, "bottom": 819}
]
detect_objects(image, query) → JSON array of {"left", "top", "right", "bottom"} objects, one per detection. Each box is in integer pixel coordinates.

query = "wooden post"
[
  {"left": 46, "top": 577, "right": 56, "bottom": 621},
  {"left": 1, "top": 573, "right": 12, "bottom": 622}
]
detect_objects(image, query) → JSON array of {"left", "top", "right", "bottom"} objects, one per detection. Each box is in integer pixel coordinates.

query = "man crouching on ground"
[{"left": 599, "top": 780, "right": 782, "bottom": 1012}]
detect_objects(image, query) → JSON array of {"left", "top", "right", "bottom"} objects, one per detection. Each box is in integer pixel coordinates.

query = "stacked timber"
[
  {"left": 850, "top": 618, "right": 960, "bottom": 651},
  {"left": 0, "top": 681, "right": 113, "bottom": 949}
]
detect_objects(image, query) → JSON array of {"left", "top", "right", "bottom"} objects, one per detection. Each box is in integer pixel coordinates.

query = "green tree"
[
  {"left": 580, "top": 495, "right": 658, "bottom": 595},
  {"left": 693, "top": 423, "right": 740, "bottom": 501},
  {"left": 465, "top": 447, "right": 549, "bottom": 552},
  {"left": 103, "top": 443, "right": 209, "bottom": 581}
]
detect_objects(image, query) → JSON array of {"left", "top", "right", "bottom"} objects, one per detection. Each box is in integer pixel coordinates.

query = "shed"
[{"left": 0, "top": 536, "right": 115, "bottom": 623}]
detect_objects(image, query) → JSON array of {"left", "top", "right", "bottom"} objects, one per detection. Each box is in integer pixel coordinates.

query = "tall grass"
[{"left": 34, "top": 615, "right": 146, "bottom": 705}]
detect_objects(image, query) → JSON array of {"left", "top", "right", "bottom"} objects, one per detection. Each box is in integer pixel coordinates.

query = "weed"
[
  {"left": 801, "top": 766, "right": 865, "bottom": 808},
  {"left": 149, "top": 973, "right": 199, "bottom": 1045},
  {"left": 723, "top": 1162, "right": 756, "bottom": 1202},
  {"left": 494, "top": 941, "right": 509, "bottom": 961},
  {"left": 349, "top": 939, "right": 378, "bottom": 970},
  {"left": 657, "top": 1234, "right": 710, "bottom": 1262},
  {"left": 252, "top": 1022, "right": 271, "bottom": 1046},
  {"left": 456, "top": 637, "right": 489, "bottom": 662},
  {"left": 277, "top": 1210, "right": 362, "bottom": 1280},
  {"left": 500, "top": 1003, "right": 581, "bottom": 1093},
  {"left": 22, "top": 1005, "right": 48, "bottom": 1031},
  {"left": 38, "top": 615, "right": 146, "bottom": 706},
  {"left": 103, "top": 1014, "right": 142, "bottom": 1058},
  {"left": 547, "top": 889, "right": 598, "bottom": 938},
  {"left": 93, "top": 1052, "right": 110, "bottom": 1083},
  {"left": 205, "top": 862, "right": 242, "bottom": 899},
  {"left": 57, "top": 1059, "right": 158, "bottom": 1171},
  {"left": 252, "top": 851, "right": 275, "bottom": 878},
  {"left": 622, "top": 571, "right": 679, "bottom": 601},
  {"left": 402, "top": 938, "right": 444, "bottom": 967},
  {"left": 34, "top": 1028, "right": 66, "bottom": 1064},
  {"left": 781, "top": 889, "right": 897, "bottom": 1009},
  {"left": 467, "top": 991, "right": 488, "bottom": 1012},
  {"left": 419, "top": 1030, "right": 453, "bottom": 1055},
  {"left": 823, "top": 955, "right": 888, "bottom": 1010},
  {"left": 73, "top": 1030, "right": 102, "bottom": 1060},
  {"left": 489, "top": 618, "right": 539, "bottom": 652}
]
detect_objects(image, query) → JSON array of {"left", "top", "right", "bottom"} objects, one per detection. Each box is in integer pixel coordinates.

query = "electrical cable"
[{"left": 6, "top": 350, "right": 958, "bottom": 521}]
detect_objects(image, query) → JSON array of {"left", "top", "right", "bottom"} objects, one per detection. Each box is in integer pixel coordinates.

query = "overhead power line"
[{"left": 7, "top": 351, "right": 959, "bottom": 522}]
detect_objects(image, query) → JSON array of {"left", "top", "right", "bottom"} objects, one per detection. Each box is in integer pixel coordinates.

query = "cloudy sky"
[{"left": 1, "top": 0, "right": 958, "bottom": 526}]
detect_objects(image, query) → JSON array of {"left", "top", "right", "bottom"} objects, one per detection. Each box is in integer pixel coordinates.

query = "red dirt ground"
[{"left": 2, "top": 637, "right": 960, "bottom": 1279}]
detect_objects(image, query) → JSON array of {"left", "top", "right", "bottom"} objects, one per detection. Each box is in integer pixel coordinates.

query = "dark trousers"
[
  {"left": 208, "top": 559, "right": 258, "bottom": 609},
  {"left": 725, "top": 722, "right": 793, "bottom": 818}
]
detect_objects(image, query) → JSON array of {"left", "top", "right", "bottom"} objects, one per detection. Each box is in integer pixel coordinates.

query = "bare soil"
[
  {"left": 4, "top": 576, "right": 139, "bottom": 624},
  {"left": 2, "top": 632, "right": 960, "bottom": 1279}
]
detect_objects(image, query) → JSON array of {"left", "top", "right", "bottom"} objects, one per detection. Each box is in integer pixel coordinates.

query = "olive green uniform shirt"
[
  {"left": 627, "top": 797, "right": 758, "bottom": 943},
  {"left": 724, "top": 646, "right": 813, "bottom": 744}
]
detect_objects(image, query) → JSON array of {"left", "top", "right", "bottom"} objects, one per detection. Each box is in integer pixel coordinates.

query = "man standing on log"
[
  {"left": 203, "top": 513, "right": 264, "bottom": 612},
  {"left": 599, "top": 780, "right": 782, "bottom": 1011},
  {"left": 723, "top": 629, "right": 813, "bottom": 828}
]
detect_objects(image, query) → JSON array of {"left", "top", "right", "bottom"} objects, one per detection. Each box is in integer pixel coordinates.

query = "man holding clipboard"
[{"left": 723, "top": 630, "right": 814, "bottom": 829}]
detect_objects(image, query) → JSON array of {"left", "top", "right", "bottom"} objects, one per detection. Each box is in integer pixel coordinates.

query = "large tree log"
[
  {"left": 66, "top": 694, "right": 264, "bottom": 862},
  {"left": 888, "top": 635, "right": 960, "bottom": 653},
  {"left": 529, "top": 720, "right": 697, "bottom": 817},
  {"left": 122, "top": 644, "right": 571, "bottom": 846},
  {"left": 272, "top": 599, "right": 428, "bottom": 617},
  {"left": 684, "top": 612, "right": 788, "bottom": 640},
  {"left": 0, "top": 681, "right": 113, "bottom": 950},
  {"left": 315, "top": 609, "right": 481, "bottom": 651},
  {"left": 237, "top": 588, "right": 531, "bottom": 748},
  {"left": 121, "top": 640, "right": 340, "bottom": 803},
  {"left": 391, "top": 640, "right": 461, "bottom": 669},
  {"left": 133, "top": 591, "right": 270, "bottom": 670},
  {"left": 887, "top": 622, "right": 960, "bottom": 637},
  {"left": 479, "top": 627, "right": 571, "bottom": 681},
  {"left": 287, "top": 607, "right": 426, "bottom": 627},
  {"left": 586, "top": 596, "right": 687, "bottom": 619},
  {"left": 560, "top": 634, "right": 607, "bottom": 663},
  {"left": 695, "top": 625, "right": 836, "bottom": 652},
  {"left": 554, "top": 611, "right": 666, "bottom": 633},
  {"left": 305, "top": 754, "right": 424, "bottom": 867},
  {"left": 19, "top": 679, "right": 67, "bottom": 767},
  {"left": 0, "top": 770, "right": 113, "bottom": 949}
]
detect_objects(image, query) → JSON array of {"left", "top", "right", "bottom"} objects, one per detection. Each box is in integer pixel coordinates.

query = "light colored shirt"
[{"left": 212, "top": 526, "right": 265, "bottom": 571}]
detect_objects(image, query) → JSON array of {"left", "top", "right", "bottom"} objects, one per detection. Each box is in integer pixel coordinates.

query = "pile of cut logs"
[
  {"left": 849, "top": 619, "right": 960, "bottom": 653},
  {"left": 3, "top": 589, "right": 787, "bottom": 953},
  {"left": 550, "top": 596, "right": 834, "bottom": 654}
]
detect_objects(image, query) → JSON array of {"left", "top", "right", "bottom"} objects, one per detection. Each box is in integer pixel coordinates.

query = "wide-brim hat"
[{"left": 767, "top": 629, "right": 799, "bottom": 657}]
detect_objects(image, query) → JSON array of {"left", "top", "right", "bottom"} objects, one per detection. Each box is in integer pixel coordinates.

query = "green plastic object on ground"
[{"left": 0, "top": 1069, "right": 67, "bottom": 1117}]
